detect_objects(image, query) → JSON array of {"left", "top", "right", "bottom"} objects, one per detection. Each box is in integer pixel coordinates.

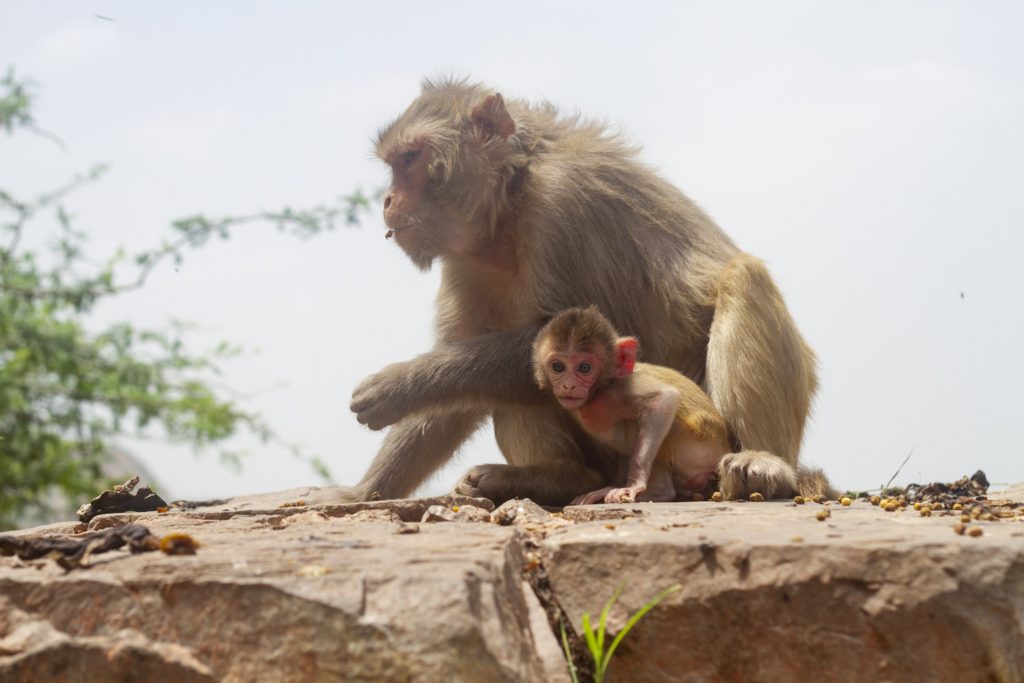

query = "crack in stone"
[{"left": 517, "top": 535, "right": 594, "bottom": 683}]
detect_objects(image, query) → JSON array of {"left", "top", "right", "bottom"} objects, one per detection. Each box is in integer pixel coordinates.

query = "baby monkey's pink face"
[{"left": 542, "top": 349, "right": 604, "bottom": 409}]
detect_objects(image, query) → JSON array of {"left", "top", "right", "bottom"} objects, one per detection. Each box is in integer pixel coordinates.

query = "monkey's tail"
[{"left": 796, "top": 466, "right": 838, "bottom": 499}]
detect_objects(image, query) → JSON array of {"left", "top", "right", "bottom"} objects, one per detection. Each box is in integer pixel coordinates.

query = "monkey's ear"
[
  {"left": 614, "top": 338, "right": 639, "bottom": 378},
  {"left": 471, "top": 93, "right": 516, "bottom": 139}
]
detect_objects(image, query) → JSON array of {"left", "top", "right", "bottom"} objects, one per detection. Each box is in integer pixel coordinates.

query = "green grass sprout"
[{"left": 563, "top": 583, "right": 682, "bottom": 683}]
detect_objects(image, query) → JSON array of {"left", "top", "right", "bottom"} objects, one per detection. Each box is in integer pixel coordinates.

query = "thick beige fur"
[{"left": 345, "top": 79, "right": 826, "bottom": 505}]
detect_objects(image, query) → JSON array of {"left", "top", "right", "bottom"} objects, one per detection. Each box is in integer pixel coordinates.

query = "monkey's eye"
[
  {"left": 577, "top": 362, "right": 592, "bottom": 374},
  {"left": 551, "top": 361, "right": 566, "bottom": 373},
  {"left": 401, "top": 150, "right": 419, "bottom": 166}
]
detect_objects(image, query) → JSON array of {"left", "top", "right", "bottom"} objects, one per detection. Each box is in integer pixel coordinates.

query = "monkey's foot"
[
  {"left": 570, "top": 487, "right": 615, "bottom": 506},
  {"left": 301, "top": 485, "right": 374, "bottom": 505},
  {"left": 718, "top": 451, "right": 798, "bottom": 500},
  {"left": 603, "top": 487, "right": 645, "bottom": 504},
  {"left": 453, "top": 464, "right": 517, "bottom": 504}
]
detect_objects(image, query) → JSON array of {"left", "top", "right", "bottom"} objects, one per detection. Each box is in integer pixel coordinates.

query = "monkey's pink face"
[
  {"left": 543, "top": 351, "right": 604, "bottom": 409},
  {"left": 381, "top": 145, "right": 453, "bottom": 269}
]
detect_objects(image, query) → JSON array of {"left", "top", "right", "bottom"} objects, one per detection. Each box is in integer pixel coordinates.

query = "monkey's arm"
[
  {"left": 606, "top": 387, "right": 679, "bottom": 503},
  {"left": 351, "top": 324, "right": 547, "bottom": 430}
]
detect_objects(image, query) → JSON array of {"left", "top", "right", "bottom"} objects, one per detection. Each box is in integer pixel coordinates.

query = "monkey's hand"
[
  {"left": 603, "top": 486, "right": 644, "bottom": 504},
  {"left": 351, "top": 360, "right": 420, "bottom": 430}
]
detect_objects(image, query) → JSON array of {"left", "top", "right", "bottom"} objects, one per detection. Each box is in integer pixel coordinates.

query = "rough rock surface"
[{"left": 2, "top": 490, "right": 1023, "bottom": 683}]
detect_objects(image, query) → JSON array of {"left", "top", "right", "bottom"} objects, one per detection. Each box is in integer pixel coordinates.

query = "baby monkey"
[{"left": 533, "top": 306, "right": 730, "bottom": 505}]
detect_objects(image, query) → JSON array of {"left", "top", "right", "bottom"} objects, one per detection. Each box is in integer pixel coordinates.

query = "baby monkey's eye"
[
  {"left": 401, "top": 150, "right": 419, "bottom": 166},
  {"left": 552, "top": 361, "right": 566, "bottom": 373},
  {"left": 577, "top": 362, "right": 592, "bottom": 374}
]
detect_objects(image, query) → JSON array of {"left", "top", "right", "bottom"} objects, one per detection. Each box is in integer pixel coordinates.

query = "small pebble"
[
  {"left": 816, "top": 509, "right": 831, "bottom": 521},
  {"left": 793, "top": 496, "right": 806, "bottom": 505},
  {"left": 953, "top": 523, "right": 966, "bottom": 535},
  {"left": 159, "top": 533, "right": 199, "bottom": 555},
  {"left": 967, "top": 526, "right": 984, "bottom": 537},
  {"left": 870, "top": 495, "right": 881, "bottom": 506},
  {"left": 952, "top": 503, "right": 963, "bottom": 510},
  {"left": 711, "top": 492, "right": 723, "bottom": 502},
  {"left": 749, "top": 492, "right": 764, "bottom": 502},
  {"left": 297, "top": 565, "right": 330, "bottom": 577},
  {"left": 840, "top": 497, "right": 852, "bottom": 507}
]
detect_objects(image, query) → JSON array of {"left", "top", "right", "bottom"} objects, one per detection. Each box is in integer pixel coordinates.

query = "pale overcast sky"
[{"left": 2, "top": 2, "right": 1022, "bottom": 500}]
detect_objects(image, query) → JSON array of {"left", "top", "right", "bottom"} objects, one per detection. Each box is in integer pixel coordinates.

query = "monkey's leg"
[
  {"left": 343, "top": 410, "right": 487, "bottom": 501},
  {"left": 706, "top": 253, "right": 821, "bottom": 499},
  {"left": 634, "top": 465, "right": 676, "bottom": 502},
  {"left": 352, "top": 325, "right": 544, "bottom": 430},
  {"left": 454, "top": 406, "right": 606, "bottom": 506}
]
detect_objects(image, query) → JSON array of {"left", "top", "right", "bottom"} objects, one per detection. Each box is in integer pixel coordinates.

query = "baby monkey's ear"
[{"left": 614, "top": 337, "right": 639, "bottom": 378}]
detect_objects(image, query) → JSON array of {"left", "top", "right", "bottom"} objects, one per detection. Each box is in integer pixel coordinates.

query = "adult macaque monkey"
[
  {"left": 345, "top": 78, "right": 829, "bottom": 505},
  {"left": 533, "top": 307, "right": 730, "bottom": 505}
]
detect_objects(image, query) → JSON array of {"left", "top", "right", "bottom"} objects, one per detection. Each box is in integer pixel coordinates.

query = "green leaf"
[
  {"left": 581, "top": 611, "right": 601, "bottom": 665},
  {"left": 560, "top": 623, "right": 580, "bottom": 683},
  {"left": 600, "top": 584, "right": 681, "bottom": 674},
  {"left": 0, "top": 67, "right": 362, "bottom": 529}
]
